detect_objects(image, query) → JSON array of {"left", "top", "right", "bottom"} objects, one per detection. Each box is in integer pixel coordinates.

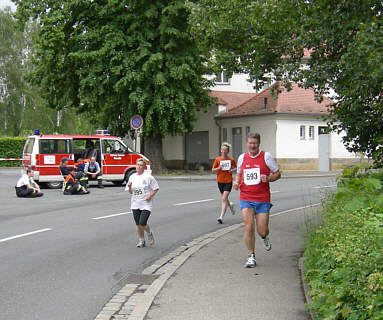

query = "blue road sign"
[{"left": 130, "top": 115, "right": 143, "bottom": 130}]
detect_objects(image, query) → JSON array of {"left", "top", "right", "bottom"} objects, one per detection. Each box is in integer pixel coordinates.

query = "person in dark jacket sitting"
[
  {"left": 60, "top": 158, "right": 88, "bottom": 188},
  {"left": 63, "top": 168, "right": 90, "bottom": 195}
]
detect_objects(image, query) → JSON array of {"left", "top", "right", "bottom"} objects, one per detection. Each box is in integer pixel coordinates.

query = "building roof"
[
  {"left": 209, "top": 91, "right": 256, "bottom": 111},
  {"left": 218, "top": 82, "right": 333, "bottom": 118}
]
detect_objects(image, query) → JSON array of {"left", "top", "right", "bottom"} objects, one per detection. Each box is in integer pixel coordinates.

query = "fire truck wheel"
[{"left": 46, "top": 181, "right": 63, "bottom": 189}]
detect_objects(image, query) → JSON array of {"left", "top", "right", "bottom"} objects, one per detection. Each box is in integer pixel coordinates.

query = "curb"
[
  {"left": 298, "top": 257, "right": 316, "bottom": 320},
  {"left": 94, "top": 223, "right": 244, "bottom": 320}
]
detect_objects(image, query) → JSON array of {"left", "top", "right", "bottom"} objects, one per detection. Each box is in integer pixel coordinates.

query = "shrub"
[
  {"left": 0, "top": 137, "right": 26, "bottom": 167},
  {"left": 304, "top": 167, "right": 383, "bottom": 320}
]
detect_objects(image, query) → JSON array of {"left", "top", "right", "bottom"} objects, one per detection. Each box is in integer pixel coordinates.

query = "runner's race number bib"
[
  {"left": 220, "top": 160, "right": 231, "bottom": 171},
  {"left": 243, "top": 168, "right": 261, "bottom": 185},
  {"left": 132, "top": 187, "right": 146, "bottom": 200}
]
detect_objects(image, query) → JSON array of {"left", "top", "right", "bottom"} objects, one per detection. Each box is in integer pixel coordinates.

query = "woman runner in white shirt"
[{"left": 126, "top": 158, "right": 159, "bottom": 248}]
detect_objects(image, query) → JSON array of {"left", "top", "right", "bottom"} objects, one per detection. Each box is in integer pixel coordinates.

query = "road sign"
[{"left": 130, "top": 115, "right": 144, "bottom": 130}]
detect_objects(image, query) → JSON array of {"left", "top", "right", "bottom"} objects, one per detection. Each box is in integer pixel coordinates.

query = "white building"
[{"left": 162, "top": 78, "right": 362, "bottom": 171}]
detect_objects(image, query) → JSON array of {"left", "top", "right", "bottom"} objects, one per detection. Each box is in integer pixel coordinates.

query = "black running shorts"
[
  {"left": 132, "top": 209, "right": 151, "bottom": 226},
  {"left": 217, "top": 182, "right": 233, "bottom": 194}
]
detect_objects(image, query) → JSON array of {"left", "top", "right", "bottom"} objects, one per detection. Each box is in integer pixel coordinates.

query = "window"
[
  {"left": 102, "top": 139, "right": 130, "bottom": 154},
  {"left": 309, "top": 126, "right": 315, "bottom": 140},
  {"left": 222, "top": 128, "right": 227, "bottom": 142},
  {"left": 215, "top": 71, "right": 229, "bottom": 84},
  {"left": 39, "top": 139, "right": 72, "bottom": 154},
  {"left": 300, "top": 126, "right": 306, "bottom": 140},
  {"left": 264, "top": 98, "right": 268, "bottom": 109},
  {"left": 23, "top": 138, "right": 35, "bottom": 153},
  {"left": 246, "top": 126, "right": 250, "bottom": 135}
]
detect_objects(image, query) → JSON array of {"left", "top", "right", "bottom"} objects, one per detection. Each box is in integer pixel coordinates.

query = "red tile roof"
[
  {"left": 209, "top": 91, "right": 256, "bottom": 111},
  {"left": 218, "top": 82, "right": 333, "bottom": 118}
]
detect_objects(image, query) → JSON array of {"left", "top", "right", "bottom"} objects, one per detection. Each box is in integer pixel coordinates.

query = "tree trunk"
[{"left": 143, "top": 135, "right": 166, "bottom": 174}]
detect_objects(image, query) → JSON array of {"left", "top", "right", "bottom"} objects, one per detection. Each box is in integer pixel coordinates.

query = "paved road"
[{"left": 0, "top": 169, "right": 335, "bottom": 320}]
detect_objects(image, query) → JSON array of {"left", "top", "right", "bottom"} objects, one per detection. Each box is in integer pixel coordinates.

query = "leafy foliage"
[
  {"left": 189, "top": 0, "right": 383, "bottom": 166},
  {"left": 0, "top": 136, "right": 25, "bottom": 167},
  {"left": 304, "top": 167, "right": 383, "bottom": 319},
  {"left": 14, "top": 0, "right": 213, "bottom": 171},
  {"left": 0, "top": 8, "right": 91, "bottom": 136}
]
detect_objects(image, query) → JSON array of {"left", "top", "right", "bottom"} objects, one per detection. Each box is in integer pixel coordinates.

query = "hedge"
[
  {"left": 304, "top": 167, "right": 383, "bottom": 320},
  {"left": 0, "top": 137, "right": 26, "bottom": 167}
]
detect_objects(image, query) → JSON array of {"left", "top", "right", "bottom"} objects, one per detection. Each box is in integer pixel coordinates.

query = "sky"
[{"left": 0, "top": 0, "right": 16, "bottom": 10}]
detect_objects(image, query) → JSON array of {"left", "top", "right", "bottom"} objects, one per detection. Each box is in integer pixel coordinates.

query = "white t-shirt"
[
  {"left": 126, "top": 172, "right": 159, "bottom": 211},
  {"left": 16, "top": 174, "right": 34, "bottom": 187},
  {"left": 237, "top": 151, "right": 279, "bottom": 174}
]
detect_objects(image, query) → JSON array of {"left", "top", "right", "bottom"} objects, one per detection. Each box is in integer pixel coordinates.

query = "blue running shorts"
[{"left": 239, "top": 200, "right": 272, "bottom": 213}]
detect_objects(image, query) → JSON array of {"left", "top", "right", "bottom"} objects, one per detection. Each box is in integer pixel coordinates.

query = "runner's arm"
[
  {"left": 266, "top": 170, "right": 281, "bottom": 182},
  {"left": 264, "top": 152, "right": 281, "bottom": 182},
  {"left": 211, "top": 159, "right": 221, "bottom": 173},
  {"left": 146, "top": 188, "right": 159, "bottom": 201}
]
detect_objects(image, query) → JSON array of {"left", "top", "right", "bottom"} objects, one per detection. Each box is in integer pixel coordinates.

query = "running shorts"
[
  {"left": 218, "top": 182, "right": 233, "bottom": 194},
  {"left": 132, "top": 209, "right": 151, "bottom": 226},
  {"left": 239, "top": 200, "right": 272, "bottom": 213}
]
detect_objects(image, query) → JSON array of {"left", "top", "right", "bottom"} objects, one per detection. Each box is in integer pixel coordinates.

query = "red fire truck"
[{"left": 22, "top": 130, "right": 150, "bottom": 188}]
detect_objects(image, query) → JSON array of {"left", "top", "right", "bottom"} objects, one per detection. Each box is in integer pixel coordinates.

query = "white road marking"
[
  {"left": 0, "top": 228, "right": 52, "bottom": 243},
  {"left": 271, "top": 191, "right": 280, "bottom": 194},
  {"left": 92, "top": 212, "right": 132, "bottom": 220},
  {"left": 270, "top": 203, "right": 321, "bottom": 217},
  {"left": 312, "top": 185, "right": 337, "bottom": 189},
  {"left": 173, "top": 199, "right": 215, "bottom": 206}
]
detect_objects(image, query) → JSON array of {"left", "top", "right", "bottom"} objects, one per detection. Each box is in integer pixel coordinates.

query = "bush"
[
  {"left": 0, "top": 137, "right": 26, "bottom": 167},
  {"left": 304, "top": 167, "right": 383, "bottom": 320}
]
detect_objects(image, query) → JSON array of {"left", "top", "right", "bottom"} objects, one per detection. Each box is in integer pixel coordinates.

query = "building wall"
[
  {"left": 209, "top": 73, "right": 258, "bottom": 93},
  {"left": 162, "top": 105, "right": 219, "bottom": 169},
  {"left": 276, "top": 117, "right": 325, "bottom": 159},
  {"left": 275, "top": 115, "right": 360, "bottom": 171},
  {"left": 218, "top": 115, "right": 277, "bottom": 160}
]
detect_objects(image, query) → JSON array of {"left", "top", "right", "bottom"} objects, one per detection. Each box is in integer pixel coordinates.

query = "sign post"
[{"left": 130, "top": 115, "right": 144, "bottom": 152}]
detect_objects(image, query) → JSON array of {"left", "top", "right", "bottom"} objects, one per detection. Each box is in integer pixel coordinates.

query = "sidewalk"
[{"left": 96, "top": 207, "right": 314, "bottom": 320}]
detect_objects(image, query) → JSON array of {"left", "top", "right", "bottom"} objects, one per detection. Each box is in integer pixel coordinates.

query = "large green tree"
[
  {"left": 0, "top": 8, "right": 87, "bottom": 136},
  {"left": 189, "top": 0, "right": 383, "bottom": 166},
  {"left": 14, "top": 0, "right": 212, "bottom": 172}
]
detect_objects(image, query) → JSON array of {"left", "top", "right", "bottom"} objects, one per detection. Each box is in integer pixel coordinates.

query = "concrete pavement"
[{"left": 95, "top": 205, "right": 317, "bottom": 320}]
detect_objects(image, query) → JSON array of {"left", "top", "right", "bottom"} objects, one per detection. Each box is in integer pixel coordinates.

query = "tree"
[
  {"left": 188, "top": 0, "right": 383, "bottom": 166},
  {"left": 14, "top": 0, "right": 213, "bottom": 172},
  {"left": 0, "top": 8, "right": 86, "bottom": 136}
]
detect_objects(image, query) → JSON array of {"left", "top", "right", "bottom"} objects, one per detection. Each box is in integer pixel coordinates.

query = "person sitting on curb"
[
  {"left": 15, "top": 168, "right": 44, "bottom": 198},
  {"left": 84, "top": 156, "right": 104, "bottom": 188},
  {"left": 63, "top": 168, "right": 90, "bottom": 195}
]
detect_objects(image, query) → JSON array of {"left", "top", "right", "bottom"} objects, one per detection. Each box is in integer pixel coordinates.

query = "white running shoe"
[
  {"left": 229, "top": 202, "right": 236, "bottom": 215},
  {"left": 245, "top": 254, "right": 256, "bottom": 268},
  {"left": 147, "top": 232, "right": 155, "bottom": 245},
  {"left": 136, "top": 239, "right": 145, "bottom": 248},
  {"left": 261, "top": 235, "right": 272, "bottom": 251}
]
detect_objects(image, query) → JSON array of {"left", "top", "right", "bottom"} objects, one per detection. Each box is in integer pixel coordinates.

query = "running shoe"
[
  {"left": 261, "top": 235, "right": 272, "bottom": 251},
  {"left": 147, "top": 232, "right": 155, "bottom": 245},
  {"left": 245, "top": 254, "right": 256, "bottom": 268},
  {"left": 136, "top": 239, "right": 145, "bottom": 248},
  {"left": 229, "top": 202, "right": 236, "bottom": 215},
  {"left": 217, "top": 218, "right": 223, "bottom": 224}
]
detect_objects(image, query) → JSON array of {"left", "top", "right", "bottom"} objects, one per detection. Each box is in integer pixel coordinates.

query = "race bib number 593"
[{"left": 243, "top": 168, "right": 261, "bottom": 185}]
